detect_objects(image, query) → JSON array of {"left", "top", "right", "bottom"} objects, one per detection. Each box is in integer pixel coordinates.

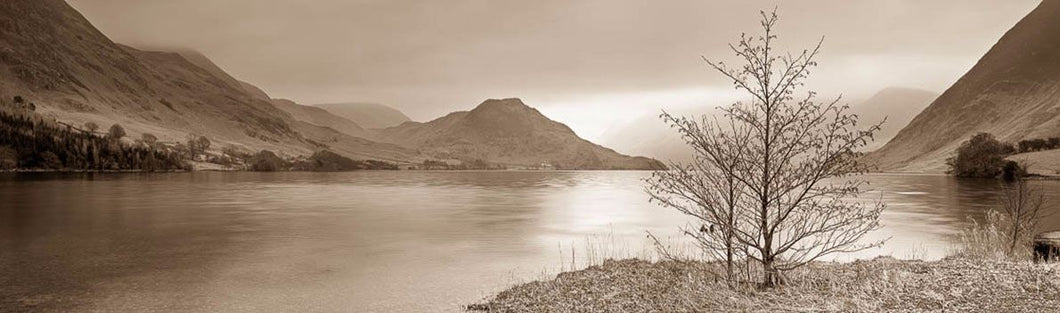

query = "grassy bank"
[{"left": 469, "top": 256, "right": 1060, "bottom": 312}]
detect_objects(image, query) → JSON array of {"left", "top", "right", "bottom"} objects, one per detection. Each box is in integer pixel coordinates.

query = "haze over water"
[{"left": 2, "top": 171, "right": 1059, "bottom": 312}]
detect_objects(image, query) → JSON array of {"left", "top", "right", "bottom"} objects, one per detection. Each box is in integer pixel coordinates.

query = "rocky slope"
[
  {"left": 313, "top": 102, "right": 411, "bottom": 129},
  {"left": 866, "top": 1, "right": 1060, "bottom": 172},
  {"left": 375, "top": 98, "right": 664, "bottom": 169}
]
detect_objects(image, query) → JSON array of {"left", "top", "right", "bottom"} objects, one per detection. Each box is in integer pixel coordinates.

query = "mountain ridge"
[
  {"left": 313, "top": 102, "right": 411, "bottom": 129},
  {"left": 865, "top": 1, "right": 1060, "bottom": 172},
  {"left": 0, "top": 0, "right": 661, "bottom": 170},
  {"left": 376, "top": 98, "right": 665, "bottom": 169}
]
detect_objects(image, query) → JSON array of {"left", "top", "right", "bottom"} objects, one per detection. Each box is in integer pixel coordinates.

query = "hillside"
[
  {"left": 269, "top": 99, "right": 366, "bottom": 138},
  {"left": 866, "top": 1, "right": 1060, "bottom": 172},
  {"left": 0, "top": 0, "right": 418, "bottom": 162},
  {"left": 376, "top": 98, "right": 664, "bottom": 169},
  {"left": 314, "top": 102, "right": 411, "bottom": 129},
  {"left": 0, "top": 0, "right": 657, "bottom": 170},
  {"left": 170, "top": 51, "right": 372, "bottom": 139}
]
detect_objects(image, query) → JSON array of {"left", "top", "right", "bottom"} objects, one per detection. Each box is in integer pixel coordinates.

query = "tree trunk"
[
  {"left": 762, "top": 254, "right": 776, "bottom": 288},
  {"left": 725, "top": 232, "right": 734, "bottom": 286}
]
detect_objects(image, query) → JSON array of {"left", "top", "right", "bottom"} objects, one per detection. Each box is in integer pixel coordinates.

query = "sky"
[{"left": 68, "top": 0, "right": 1041, "bottom": 141}]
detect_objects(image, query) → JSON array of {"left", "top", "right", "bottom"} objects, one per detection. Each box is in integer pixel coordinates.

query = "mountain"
[
  {"left": 597, "top": 108, "right": 701, "bottom": 164},
  {"left": 866, "top": 1, "right": 1060, "bottom": 172},
  {"left": 598, "top": 87, "right": 937, "bottom": 164},
  {"left": 269, "top": 99, "right": 366, "bottom": 138},
  {"left": 170, "top": 51, "right": 372, "bottom": 140},
  {"left": 313, "top": 102, "right": 411, "bottom": 129},
  {"left": 375, "top": 98, "right": 664, "bottom": 169},
  {"left": 852, "top": 87, "right": 938, "bottom": 151},
  {"left": 0, "top": 0, "right": 657, "bottom": 169},
  {"left": 0, "top": 0, "right": 416, "bottom": 161}
]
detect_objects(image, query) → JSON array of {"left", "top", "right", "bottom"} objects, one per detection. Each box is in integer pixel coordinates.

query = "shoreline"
[{"left": 469, "top": 256, "right": 1060, "bottom": 312}]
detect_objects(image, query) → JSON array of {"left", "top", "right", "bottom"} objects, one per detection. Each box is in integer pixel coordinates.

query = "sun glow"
[{"left": 530, "top": 87, "right": 742, "bottom": 142}]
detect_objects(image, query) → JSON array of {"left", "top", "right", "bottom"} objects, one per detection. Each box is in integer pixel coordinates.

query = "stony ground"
[{"left": 468, "top": 256, "right": 1060, "bottom": 312}]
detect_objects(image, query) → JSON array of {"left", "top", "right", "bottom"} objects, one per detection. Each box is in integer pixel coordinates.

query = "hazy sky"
[{"left": 68, "top": 0, "right": 1040, "bottom": 140}]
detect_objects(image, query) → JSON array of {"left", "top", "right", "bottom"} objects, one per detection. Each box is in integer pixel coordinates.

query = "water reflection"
[{"left": 1, "top": 172, "right": 1059, "bottom": 312}]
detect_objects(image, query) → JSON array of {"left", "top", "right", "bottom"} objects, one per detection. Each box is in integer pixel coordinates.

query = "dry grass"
[
  {"left": 954, "top": 210, "right": 1033, "bottom": 261},
  {"left": 469, "top": 256, "right": 1060, "bottom": 312}
]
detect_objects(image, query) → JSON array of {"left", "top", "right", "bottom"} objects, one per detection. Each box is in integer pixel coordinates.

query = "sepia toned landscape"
[{"left": 2, "top": 0, "right": 1060, "bottom": 312}]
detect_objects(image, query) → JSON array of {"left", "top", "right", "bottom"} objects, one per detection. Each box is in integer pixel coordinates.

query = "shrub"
[
  {"left": 297, "top": 150, "right": 359, "bottom": 171},
  {"left": 1001, "top": 161, "right": 1026, "bottom": 182},
  {"left": 107, "top": 124, "right": 126, "bottom": 141},
  {"left": 249, "top": 150, "right": 288, "bottom": 172},
  {"left": 947, "top": 133, "right": 1013, "bottom": 178}
]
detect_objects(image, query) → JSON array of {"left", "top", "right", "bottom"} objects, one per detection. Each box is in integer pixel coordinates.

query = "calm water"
[{"left": 2, "top": 171, "right": 1059, "bottom": 312}]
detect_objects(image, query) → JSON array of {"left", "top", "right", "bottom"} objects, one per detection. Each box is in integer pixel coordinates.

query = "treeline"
[
  {"left": 0, "top": 109, "right": 190, "bottom": 171},
  {"left": 1016, "top": 137, "right": 1060, "bottom": 153},
  {"left": 414, "top": 158, "right": 505, "bottom": 170},
  {"left": 245, "top": 149, "right": 399, "bottom": 172},
  {"left": 0, "top": 96, "right": 403, "bottom": 173}
]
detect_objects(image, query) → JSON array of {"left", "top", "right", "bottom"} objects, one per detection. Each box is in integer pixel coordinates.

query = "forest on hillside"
[{"left": 0, "top": 99, "right": 190, "bottom": 171}]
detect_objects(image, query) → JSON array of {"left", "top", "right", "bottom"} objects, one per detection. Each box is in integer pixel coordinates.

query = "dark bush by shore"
[
  {"left": 248, "top": 150, "right": 288, "bottom": 171},
  {"left": 292, "top": 150, "right": 398, "bottom": 171},
  {"left": 947, "top": 133, "right": 1017, "bottom": 178}
]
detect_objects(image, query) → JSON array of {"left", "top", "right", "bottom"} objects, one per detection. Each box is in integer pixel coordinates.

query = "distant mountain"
[
  {"left": 598, "top": 87, "right": 937, "bottom": 164},
  {"left": 852, "top": 87, "right": 938, "bottom": 151},
  {"left": 375, "top": 98, "right": 664, "bottom": 169},
  {"left": 172, "top": 51, "right": 371, "bottom": 140},
  {"left": 314, "top": 102, "right": 411, "bottom": 129},
  {"left": 598, "top": 109, "right": 701, "bottom": 164},
  {"left": 269, "top": 99, "right": 366, "bottom": 138},
  {"left": 866, "top": 1, "right": 1060, "bottom": 172}
]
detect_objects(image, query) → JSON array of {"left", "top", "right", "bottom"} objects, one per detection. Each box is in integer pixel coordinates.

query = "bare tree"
[
  {"left": 652, "top": 10, "right": 886, "bottom": 287},
  {"left": 647, "top": 112, "right": 749, "bottom": 285},
  {"left": 998, "top": 179, "right": 1046, "bottom": 256}
]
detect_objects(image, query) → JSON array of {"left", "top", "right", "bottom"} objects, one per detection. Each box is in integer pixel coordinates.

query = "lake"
[{"left": 2, "top": 171, "right": 1059, "bottom": 312}]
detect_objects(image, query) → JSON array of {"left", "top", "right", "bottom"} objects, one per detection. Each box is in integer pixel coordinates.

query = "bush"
[
  {"left": 107, "top": 124, "right": 126, "bottom": 141},
  {"left": 1001, "top": 161, "right": 1026, "bottom": 182},
  {"left": 291, "top": 150, "right": 398, "bottom": 171},
  {"left": 947, "top": 133, "right": 1015, "bottom": 178},
  {"left": 296, "top": 150, "right": 358, "bottom": 171},
  {"left": 249, "top": 150, "right": 288, "bottom": 172}
]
